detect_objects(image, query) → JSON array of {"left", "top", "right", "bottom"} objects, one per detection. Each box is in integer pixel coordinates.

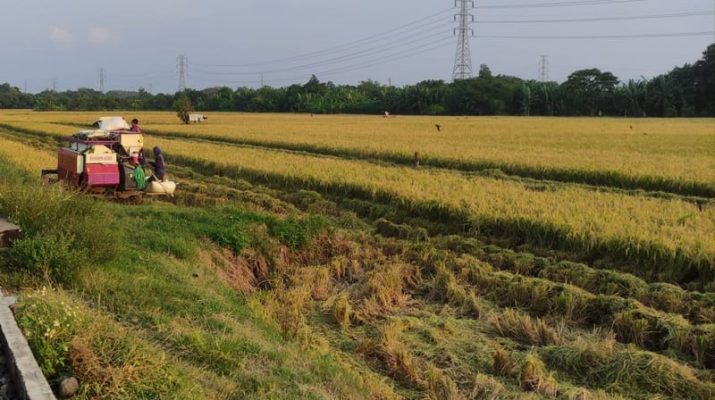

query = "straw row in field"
[
  {"left": 282, "top": 231, "right": 715, "bottom": 396},
  {"left": 428, "top": 236, "right": 715, "bottom": 324},
  {"left": 133, "top": 135, "right": 714, "bottom": 287},
  {"left": 431, "top": 251, "right": 715, "bottom": 369},
  {"left": 2, "top": 123, "right": 713, "bottom": 286}
]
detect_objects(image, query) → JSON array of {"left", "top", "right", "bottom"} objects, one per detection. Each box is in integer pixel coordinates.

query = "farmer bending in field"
[{"left": 149, "top": 146, "right": 166, "bottom": 181}]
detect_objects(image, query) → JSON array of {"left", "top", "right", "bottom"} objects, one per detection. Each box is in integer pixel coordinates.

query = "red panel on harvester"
[{"left": 85, "top": 164, "right": 120, "bottom": 187}]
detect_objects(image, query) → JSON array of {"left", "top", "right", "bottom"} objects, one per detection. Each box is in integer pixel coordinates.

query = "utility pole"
[
  {"left": 453, "top": 0, "right": 475, "bottom": 81},
  {"left": 51, "top": 78, "right": 57, "bottom": 92},
  {"left": 177, "top": 54, "right": 188, "bottom": 91},
  {"left": 539, "top": 55, "right": 550, "bottom": 82},
  {"left": 260, "top": 73, "right": 264, "bottom": 87},
  {"left": 388, "top": 77, "right": 392, "bottom": 87},
  {"left": 99, "top": 67, "right": 106, "bottom": 92}
]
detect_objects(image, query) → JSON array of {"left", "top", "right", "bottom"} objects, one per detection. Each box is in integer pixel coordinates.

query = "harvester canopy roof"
[
  {"left": 75, "top": 130, "right": 111, "bottom": 140},
  {"left": 93, "top": 117, "right": 130, "bottom": 131}
]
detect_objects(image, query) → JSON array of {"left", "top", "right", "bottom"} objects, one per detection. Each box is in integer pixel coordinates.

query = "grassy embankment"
[{"left": 0, "top": 139, "right": 398, "bottom": 399}]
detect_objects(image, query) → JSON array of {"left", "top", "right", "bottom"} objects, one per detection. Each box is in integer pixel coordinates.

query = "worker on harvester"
[
  {"left": 149, "top": 146, "right": 166, "bottom": 181},
  {"left": 129, "top": 118, "right": 150, "bottom": 167},
  {"left": 130, "top": 118, "right": 141, "bottom": 133}
]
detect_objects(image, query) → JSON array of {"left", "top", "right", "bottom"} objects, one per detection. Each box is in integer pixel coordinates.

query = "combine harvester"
[{"left": 41, "top": 117, "right": 176, "bottom": 199}]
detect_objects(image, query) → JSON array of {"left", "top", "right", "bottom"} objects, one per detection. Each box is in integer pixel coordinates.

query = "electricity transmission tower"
[
  {"left": 453, "top": 0, "right": 475, "bottom": 81},
  {"left": 539, "top": 55, "right": 550, "bottom": 82},
  {"left": 99, "top": 68, "right": 105, "bottom": 92},
  {"left": 177, "top": 54, "right": 188, "bottom": 91}
]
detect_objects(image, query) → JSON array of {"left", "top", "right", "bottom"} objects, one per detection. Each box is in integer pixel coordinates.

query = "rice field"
[
  {"left": 2, "top": 110, "right": 712, "bottom": 196},
  {"left": 0, "top": 109, "right": 714, "bottom": 399},
  {"left": 1, "top": 112, "right": 712, "bottom": 285}
]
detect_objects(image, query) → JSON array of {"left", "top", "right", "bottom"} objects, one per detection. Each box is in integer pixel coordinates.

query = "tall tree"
[{"left": 562, "top": 69, "right": 619, "bottom": 116}]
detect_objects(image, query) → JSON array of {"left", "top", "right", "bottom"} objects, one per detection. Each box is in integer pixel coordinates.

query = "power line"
[
  {"left": 316, "top": 38, "right": 454, "bottom": 78},
  {"left": 192, "top": 29, "right": 449, "bottom": 76},
  {"left": 476, "top": 0, "right": 650, "bottom": 9},
  {"left": 193, "top": 8, "right": 454, "bottom": 69},
  {"left": 476, "top": 10, "right": 714, "bottom": 24},
  {"left": 477, "top": 31, "right": 714, "bottom": 39},
  {"left": 113, "top": 69, "right": 173, "bottom": 80},
  {"left": 194, "top": 37, "right": 455, "bottom": 87}
]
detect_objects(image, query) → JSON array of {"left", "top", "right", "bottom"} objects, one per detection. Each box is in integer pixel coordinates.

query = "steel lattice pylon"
[{"left": 453, "top": 0, "right": 474, "bottom": 81}]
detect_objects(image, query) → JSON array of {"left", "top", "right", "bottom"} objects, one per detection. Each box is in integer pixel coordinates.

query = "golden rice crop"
[
  {"left": 144, "top": 136, "right": 715, "bottom": 262},
  {"left": 0, "top": 135, "right": 56, "bottom": 174},
  {"left": 147, "top": 114, "right": 715, "bottom": 188},
  {"left": 0, "top": 110, "right": 712, "bottom": 190},
  {"left": 1, "top": 112, "right": 712, "bottom": 278}
]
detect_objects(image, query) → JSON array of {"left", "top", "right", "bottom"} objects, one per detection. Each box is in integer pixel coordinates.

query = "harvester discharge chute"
[{"left": 41, "top": 117, "right": 176, "bottom": 199}]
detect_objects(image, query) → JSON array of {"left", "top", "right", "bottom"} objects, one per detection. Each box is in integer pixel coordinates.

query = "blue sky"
[{"left": 0, "top": 0, "right": 712, "bottom": 93}]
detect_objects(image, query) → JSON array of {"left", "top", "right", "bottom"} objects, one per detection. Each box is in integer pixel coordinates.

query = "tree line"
[{"left": 1, "top": 44, "right": 712, "bottom": 117}]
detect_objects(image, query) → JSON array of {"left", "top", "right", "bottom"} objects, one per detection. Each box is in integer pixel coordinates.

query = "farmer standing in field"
[
  {"left": 131, "top": 154, "right": 146, "bottom": 190},
  {"left": 149, "top": 146, "right": 166, "bottom": 181},
  {"left": 129, "top": 118, "right": 148, "bottom": 166}
]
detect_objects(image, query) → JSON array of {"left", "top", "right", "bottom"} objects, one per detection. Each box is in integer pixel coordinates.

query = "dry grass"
[
  {"left": 518, "top": 354, "right": 558, "bottom": 398},
  {"left": 332, "top": 291, "right": 352, "bottom": 329},
  {"left": 373, "top": 320, "right": 425, "bottom": 387},
  {"left": 354, "top": 261, "right": 420, "bottom": 322},
  {"left": 488, "top": 309, "right": 562, "bottom": 346},
  {"left": 426, "top": 366, "right": 463, "bottom": 400},
  {"left": 493, "top": 346, "right": 515, "bottom": 377}
]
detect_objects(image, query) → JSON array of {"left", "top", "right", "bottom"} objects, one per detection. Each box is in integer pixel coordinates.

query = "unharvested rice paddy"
[
  {"left": 0, "top": 109, "right": 713, "bottom": 399},
  {"left": 3, "top": 110, "right": 712, "bottom": 196}
]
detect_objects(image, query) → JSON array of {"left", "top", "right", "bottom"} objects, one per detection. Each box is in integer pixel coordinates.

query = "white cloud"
[
  {"left": 88, "top": 27, "right": 114, "bottom": 44},
  {"left": 49, "top": 26, "right": 73, "bottom": 43}
]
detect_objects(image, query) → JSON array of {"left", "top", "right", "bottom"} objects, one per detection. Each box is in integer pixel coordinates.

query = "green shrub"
[
  {"left": 15, "top": 288, "right": 89, "bottom": 379},
  {"left": 3, "top": 234, "right": 82, "bottom": 282},
  {"left": 268, "top": 214, "right": 326, "bottom": 250},
  {"left": 0, "top": 182, "right": 118, "bottom": 283}
]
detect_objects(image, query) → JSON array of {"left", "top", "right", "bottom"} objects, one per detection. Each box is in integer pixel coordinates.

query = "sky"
[{"left": 0, "top": 0, "right": 713, "bottom": 93}]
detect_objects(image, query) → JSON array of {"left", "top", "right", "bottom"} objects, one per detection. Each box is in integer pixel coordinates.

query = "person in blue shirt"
[{"left": 149, "top": 146, "right": 166, "bottom": 181}]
